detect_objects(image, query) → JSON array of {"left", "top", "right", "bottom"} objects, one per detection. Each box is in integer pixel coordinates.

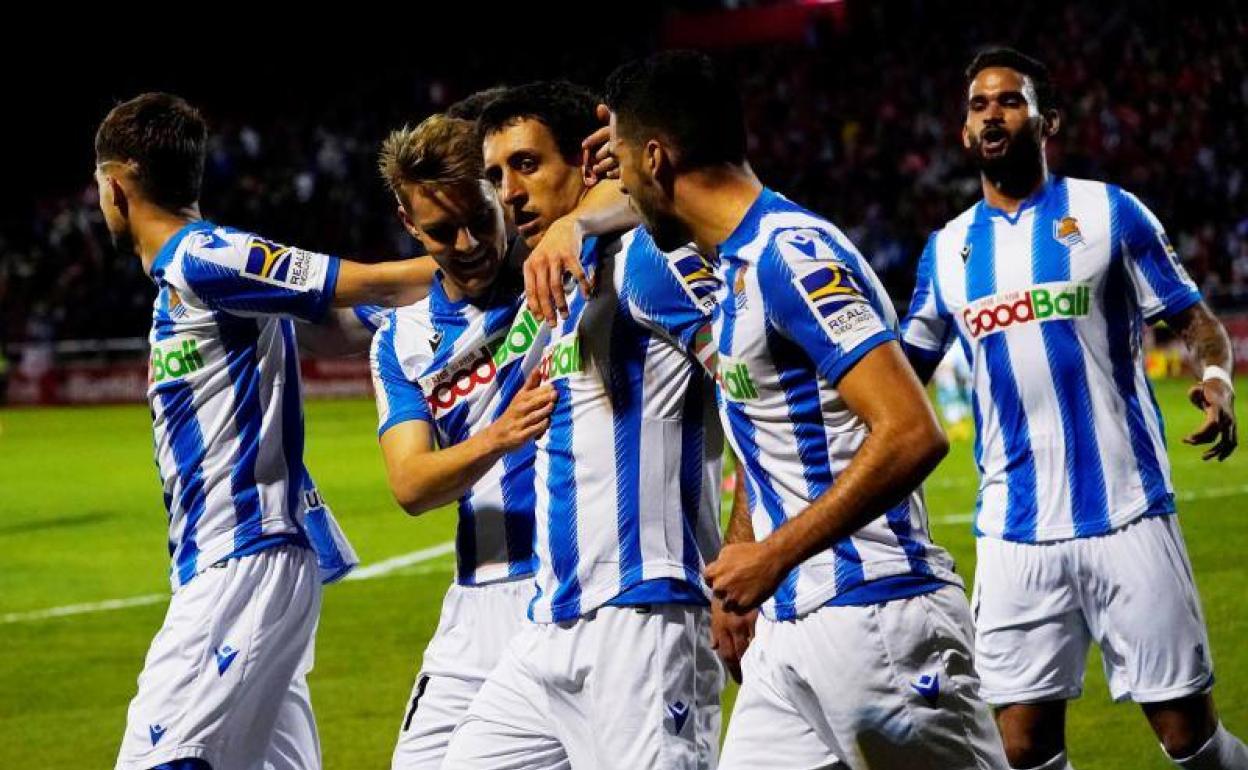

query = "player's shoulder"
[
  {"left": 755, "top": 199, "right": 863, "bottom": 283},
  {"left": 617, "top": 226, "right": 718, "bottom": 311}
]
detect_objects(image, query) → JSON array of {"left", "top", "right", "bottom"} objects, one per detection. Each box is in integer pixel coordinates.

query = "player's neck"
[
  {"left": 980, "top": 157, "right": 1048, "bottom": 214},
  {"left": 133, "top": 203, "right": 202, "bottom": 273},
  {"left": 677, "top": 164, "right": 763, "bottom": 255}
]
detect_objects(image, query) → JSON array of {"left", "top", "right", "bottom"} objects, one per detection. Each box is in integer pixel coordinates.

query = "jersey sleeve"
[
  {"left": 620, "top": 231, "right": 719, "bottom": 360},
  {"left": 900, "top": 233, "right": 954, "bottom": 374},
  {"left": 761, "top": 229, "right": 896, "bottom": 386},
  {"left": 178, "top": 232, "right": 341, "bottom": 322},
  {"left": 1111, "top": 187, "right": 1202, "bottom": 323},
  {"left": 370, "top": 310, "right": 433, "bottom": 437}
]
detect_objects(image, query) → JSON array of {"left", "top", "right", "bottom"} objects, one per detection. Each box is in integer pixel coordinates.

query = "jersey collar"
[{"left": 149, "top": 219, "right": 215, "bottom": 280}]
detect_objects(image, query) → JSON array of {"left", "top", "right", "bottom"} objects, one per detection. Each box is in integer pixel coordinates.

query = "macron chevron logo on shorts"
[
  {"left": 665, "top": 701, "right": 690, "bottom": 734},
  {"left": 911, "top": 673, "right": 940, "bottom": 706},
  {"left": 215, "top": 644, "right": 239, "bottom": 675},
  {"left": 149, "top": 723, "right": 168, "bottom": 746}
]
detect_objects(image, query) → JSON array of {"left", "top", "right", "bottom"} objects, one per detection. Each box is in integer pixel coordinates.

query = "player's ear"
[
  {"left": 396, "top": 199, "right": 420, "bottom": 240},
  {"left": 109, "top": 177, "right": 130, "bottom": 221},
  {"left": 648, "top": 140, "right": 676, "bottom": 194},
  {"left": 1042, "top": 108, "right": 1061, "bottom": 138},
  {"left": 961, "top": 123, "right": 973, "bottom": 151}
]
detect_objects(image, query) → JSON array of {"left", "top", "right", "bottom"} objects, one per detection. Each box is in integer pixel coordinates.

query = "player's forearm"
[
  {"left": 333, "top": 258, "right": 435, "bottom": 309},
  {"left": 562, "top": 180, "right": 638, "bottom": 238},
  {"left": 725, "top": 464, "right": 755, "bottom": 545},
  {"left": 388, "top": 430, "right": 507, "bottom": 515},
  {"left": 761, "top": 417, "right": 948, "bottom": 572},
  {"left": 1171, "top": 302, "right": 1234, "bottom": 375},
  {"left": 296, "top": 308, "right": 374, "bottom": 357}
]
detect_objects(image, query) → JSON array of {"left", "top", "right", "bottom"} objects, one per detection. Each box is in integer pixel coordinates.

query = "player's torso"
[
  {"left": 406, "top": 287, "right": 544, "bottom": 584},
  {"left": 713, "top": 198, "right": 955, "bottom": 620},
  {"left": 148, "top": 230, "right": 308, "bottom": 588},
  {"left": 929, "top": 177, "right": 1172, "bottom": 541},
  {"left": 529, "top": 229, "right": 722, "bottom": 623}
]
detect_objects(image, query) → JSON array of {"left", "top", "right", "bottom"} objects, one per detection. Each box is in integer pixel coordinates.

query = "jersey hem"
[
  {"left": 975, "top": 493, "right": 1176, "bottom": 544},
  {"left": 761, "top": 559, "right": 962, "bottom": 621},
  {"left": 530, "top": 561, "right": 708, "bottom": 624}
]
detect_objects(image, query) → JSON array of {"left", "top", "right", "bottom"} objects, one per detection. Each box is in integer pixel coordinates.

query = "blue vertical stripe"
[
  {"left": 159, "top": 382, "right": 208, "bottom": 585},
  {"left": 965, "top": 205, "right": 1040, "bottom": 541},
  {"left": 279, "top": 322, "right": 308, "bottom": 535},
  {"left": 719, "top": 260, "right": 799, "bottom": 617},
  {"left": 456, "top": 496, "right": 478, "bottom": 585},
  {"left": 611, "top": 292, "right": 649, "bottom": 590},
  {"left": 1032, "top": 180, "right": 1110, "bottom": 536},
  {"left": 218, "top": 316, "right": 265, "bottom": 548},
  {"left": 1105, "top": 191, "right": 1174, "bottom": 514},
  {"left": 883, "top": 500, "right": 932, "bottom": 576},
  {"left": 678, "top": 377, "right": 708, "bottom": 586}
]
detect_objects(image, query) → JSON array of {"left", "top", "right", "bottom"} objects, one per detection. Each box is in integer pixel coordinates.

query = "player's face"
[
  {"left": 963, "top": 67, "right": 1045, "bottom": 172},
  {"left": 483, "top": 118, "right": 587, "bottom": 248},
  {"left": 94, "top": 163, "right": 135, "bottom": 255},
  {"left": 402, "top": 180, "right": 507, "bottom": 299},
  {"left": 609, "top": 113, "right": 691, "bottom": 253}
]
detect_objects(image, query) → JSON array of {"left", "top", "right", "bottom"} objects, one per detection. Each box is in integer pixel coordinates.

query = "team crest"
[
  {"left": 244, "top": 236, "right": 314, "bottom": 288},
  {"left": 733, "top": 264, "right": 749, "bottom": 310},
  {"left": 1053, "top": 216, "right": 1084, "bottom": 247}
]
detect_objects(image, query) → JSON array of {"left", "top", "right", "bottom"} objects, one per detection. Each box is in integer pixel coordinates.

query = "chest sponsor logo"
[
  {"left": 716, "top": 354, "right": 760, "bottom": 402},
  {"left": 540, "top": 333, "right": 582, "bottom": 382},
  {"left": 417, "top": 309, "right": 545, "bottom": 416},
  {"left": 962, "top": 282, "right": 1092, "bottom": 339},
  {"left": 150, "top": 337, "right": 206, "bottom": 384}
]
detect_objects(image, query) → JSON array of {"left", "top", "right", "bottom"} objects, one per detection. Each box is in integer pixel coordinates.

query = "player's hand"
[
  {"left": 710, "top": 598, "right": 757, "bottom": 683},
  {"left": 1183, "top": 379, "right": 1237, "bottom": 461},
  {"left": 581, "top": 105, "right": 618, "bottom": 182},
  {"left": 704, "top": 541, "right": 787, "bottom": 613},
  {"left": 523, "top": 218, "right": 593, "bottom": 325},
  {"left": 484, "top": 367, "right": 557, "bottom": 453}
]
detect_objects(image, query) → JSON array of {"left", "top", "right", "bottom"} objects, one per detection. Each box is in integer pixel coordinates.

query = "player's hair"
[
  {"left": 446, "top": 86, "right": 509, "bottom": 121},
  {"left": 378, "top": 114, "right": 483, "bottom": 209},
  {"left": 94, "top": 92, "right": 207, "bottom": 211},
  {"left": 965, "top": 47, "right": 1057, "bottom": 113},
  {"left": 604, "top": 50, "right": 747, "bottom": 170},
  {"left": 477, "top": 81, "right": 599, "bottom": 164}
]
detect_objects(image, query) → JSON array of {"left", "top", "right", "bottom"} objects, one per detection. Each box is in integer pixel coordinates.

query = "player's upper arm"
[
  {"left": 900, "top": 234, "right": 953, "bottom": 383},
  {"left": 370, "top": 313, "right": 434, "bottom": 438},
  {"left": 378, "top": 419, "right": 436, "bottom": 488},
  {"left": 624, "top": 236, "right": 719, "bottom": 356},
  {"left": 1112, "top": 186, "right": 1202, "bottom": 323},
  {"left": 180, "top": 233, "right": 341, "bottom": 322},
  {"left": 333, "top": 257, "right": 435, "bottom": 309},
  {"left": 761, "top": 230, "right": 895, "bottom": 387}
]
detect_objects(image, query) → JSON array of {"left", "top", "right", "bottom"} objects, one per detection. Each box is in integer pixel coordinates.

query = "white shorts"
[
  {"left": 115, "top": 544, "right": 322, "bottom": 770},
  {"left": 719, "top": 585, "right": 1007, "bottom": 770},
  {"left": 973, "top": 514, "right": 1214, "bottom": 705},
  {"left": 390, "top": 577, "right": 532, "bottom": 770},
  {"left": 442, "top": 603, "right": 723, "bottom": 770}
]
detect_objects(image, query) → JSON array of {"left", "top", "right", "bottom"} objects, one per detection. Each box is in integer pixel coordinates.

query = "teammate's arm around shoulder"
[
  {"left": 379, "top": 367, "right": 557, "bottom": 515},
  {"left": 1166, "top": 301, "right": 1237, "bottom": 461},
  {"left": 333, "top": 257, "right": 436, "bottom": 309},
  {"left": 705, "top": 341, "right": 948, "bottom": 611}
]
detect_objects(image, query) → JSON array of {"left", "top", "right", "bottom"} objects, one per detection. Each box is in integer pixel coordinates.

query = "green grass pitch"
[{"left": 1, "top": 377, "right": 1244, "bottom": 767}]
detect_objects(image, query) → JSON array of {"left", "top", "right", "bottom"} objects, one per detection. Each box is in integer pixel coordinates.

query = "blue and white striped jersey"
[
  {"left": 370, "top": 274, "right": 542, "bottom": 585},
  {"left": 147, "top": 220, "right": 342, "bottom": 590},
  {"left": 529, "top": 226, "right": 724, "bottom": 623},
  {"left": 902, "top": 176, "right": 1198, "bottom": 543},
  {"left": 714, "top": 189, "right": 958, "bottom": 622}
]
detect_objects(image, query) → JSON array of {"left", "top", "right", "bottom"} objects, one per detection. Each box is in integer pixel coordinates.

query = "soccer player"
[
  {"left": 370, "top": 113, "right": 558, "bottom": 770},
  {"left": 440, "top": 80, "right": 724, "bottom": 770},
  {"left": 604, "top": 51, "right": 1009, "bottom": 770},
  {"left": 901, "top": 48, "right": 1244, "bottom": 770},
  {"left": 95, "top": 93, "right": 430, "bottom": 770}
]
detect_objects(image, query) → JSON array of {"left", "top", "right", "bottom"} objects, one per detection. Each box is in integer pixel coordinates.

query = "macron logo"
[
  {"left": 149, "top": 724, "right": 168, "bottom": 746},
  {"left": 666, "top": 701, "right": 690, "bottom": 734},
  {"left": 215, "top": 645, "right": 239, "bottom": 676},
  {"left": 911, "top": 674, "right": 940, "bottom": 706}
]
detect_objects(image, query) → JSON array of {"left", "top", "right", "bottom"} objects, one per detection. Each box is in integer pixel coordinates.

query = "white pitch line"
[
  {"left": 1, "top": 540, "right": 456, "bottom": 625},
  {"left": 935, "top": 484, "right": 1248, "bottom": 525}
]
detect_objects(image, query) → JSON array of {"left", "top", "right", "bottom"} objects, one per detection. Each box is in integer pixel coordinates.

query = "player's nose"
[{"left": 456, "top": 226, "right": 479, "bottom": 252}]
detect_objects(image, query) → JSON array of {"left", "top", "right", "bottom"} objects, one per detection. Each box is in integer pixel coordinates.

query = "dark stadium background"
[{"left": 3, "top": 0, "right": 1245, "bottom": 361}]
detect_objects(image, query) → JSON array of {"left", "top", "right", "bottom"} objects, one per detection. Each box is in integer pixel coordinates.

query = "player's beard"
[
  {"left": 633, "top": 194, "right": 692, "bottom": 253},
  {"left": 970, "top": 121, "right": 1046, "bottom": 200}
]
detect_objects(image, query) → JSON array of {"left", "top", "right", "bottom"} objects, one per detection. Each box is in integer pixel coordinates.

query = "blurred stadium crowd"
[{"left": 1, "top": 1, "right": 1244, "bottom": 354}]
